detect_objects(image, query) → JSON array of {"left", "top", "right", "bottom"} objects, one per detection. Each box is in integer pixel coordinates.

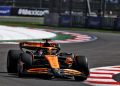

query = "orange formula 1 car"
[{"left": 7, "top": 39, "right": 89, "bottom": 81}]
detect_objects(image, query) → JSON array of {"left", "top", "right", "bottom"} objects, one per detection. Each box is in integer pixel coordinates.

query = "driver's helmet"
[{"left": 43, "top": 40, "right": 50, "bottom": 47}]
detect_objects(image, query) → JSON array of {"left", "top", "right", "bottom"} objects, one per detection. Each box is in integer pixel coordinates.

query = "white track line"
[
  {"left": 85, "top": 65, "right": 120, "bottom": 86},
  {"left": 89, "top": 74, "right": 112, "bottom": 77}
]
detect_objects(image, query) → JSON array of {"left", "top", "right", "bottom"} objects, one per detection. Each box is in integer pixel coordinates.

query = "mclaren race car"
[{"left": 7, "top": 39, "right": 89, "bottom": 81}]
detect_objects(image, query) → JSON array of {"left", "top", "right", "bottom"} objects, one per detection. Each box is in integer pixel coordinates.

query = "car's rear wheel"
[
  {"left": 7, "top": 50, "right": 22, "bottom": 73},
  {"left": 73, "top": 56, "right": 89, "bottom": 81},
  {"left": 18, "top": 53, "right": 32, "bottom": 77}
]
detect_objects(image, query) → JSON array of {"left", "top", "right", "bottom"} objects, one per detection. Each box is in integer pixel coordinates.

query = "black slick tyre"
[
  {"left": 73, "top": 56, "right": 90, "bottom": 81},
  {"left": 7, "top": 50, "right": 21, "bottom": 73},
  {"left": 18, "top": 53, "right": 32, "bottom": 77}
]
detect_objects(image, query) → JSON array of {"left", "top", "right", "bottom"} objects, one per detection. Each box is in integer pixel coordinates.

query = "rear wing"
[
  {"left": 19, "top": 41, "right": 58, "bottom": 50},
  {"left": 20, "top": 42, "right": 43, "bottom": 50}
]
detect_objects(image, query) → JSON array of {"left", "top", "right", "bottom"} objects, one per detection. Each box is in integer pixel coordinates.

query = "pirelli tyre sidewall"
[
  {"left": 7, "top": 50, "right": 22, "bottom": 73},
  {"left": 73, "top": 56, "right": 90, "bottom": 81},
  {"left": 18, "top": 53, "right": 32, "bottom": 77},
  {"left": 20, "top": 53, "right": 32, "bottom": 67}
]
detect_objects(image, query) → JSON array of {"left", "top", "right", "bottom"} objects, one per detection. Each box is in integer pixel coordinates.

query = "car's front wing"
[{"left": 23, "top": 68, "right": 85, "bottom": 77}]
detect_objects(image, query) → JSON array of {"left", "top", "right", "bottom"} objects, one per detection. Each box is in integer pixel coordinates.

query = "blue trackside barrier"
[
  {"left": 102, "top": 17, "right": 115, "bottom": 29},
  {"left": 72, "top": 15, "right": 85, "bottom": 27},
  {"left": 44, "top": 13, "right": 120, "bottom": 31},
  {"left": 59, "top": 15, "right": 72, "bottom": 27},
  {"left": 85, "top": 16, "right": 102, "bottom": 28},
  {"left": 114, "top": 18, "right": 120, "bottom": 30},
  {"left": 44, "top": 13, "right": 59, "bottom": 26},
  {"left": 0, "top": 6, "right": 12, "bottom": 16}
]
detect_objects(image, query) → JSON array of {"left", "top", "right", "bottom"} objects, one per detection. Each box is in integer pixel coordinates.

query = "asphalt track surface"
[{"left": 0, "top": 30, "right": 120, "bottom": 86}]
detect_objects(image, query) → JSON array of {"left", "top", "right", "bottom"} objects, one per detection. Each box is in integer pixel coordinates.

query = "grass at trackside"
[
  {"left": 0, "top": 21, "right": 120, "bottom": 34},
  {"left": 52, "top": 33, "right": 73, "bottom": 40},
  {"left": 0, "top": 21, "right": 42, "bottom": 28}
]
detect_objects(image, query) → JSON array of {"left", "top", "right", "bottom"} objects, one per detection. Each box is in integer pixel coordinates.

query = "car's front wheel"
[{"left": 73, "top": 56, "right": 90, "bottom": 81}]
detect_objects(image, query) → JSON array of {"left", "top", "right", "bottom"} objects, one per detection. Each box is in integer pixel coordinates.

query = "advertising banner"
[
  {"left": 85, "top": 16, "right": 102, "bottom": 28},
  {"left": 11, "top": 7, "right": 49, "bottom": 17},
  {"left": 0, "top": 6, "right": 11, "bottom": 16}
]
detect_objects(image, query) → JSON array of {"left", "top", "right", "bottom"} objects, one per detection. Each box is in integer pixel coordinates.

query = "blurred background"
[{"left": 0, "top": 0, "right": 120, "bottom": 30}]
